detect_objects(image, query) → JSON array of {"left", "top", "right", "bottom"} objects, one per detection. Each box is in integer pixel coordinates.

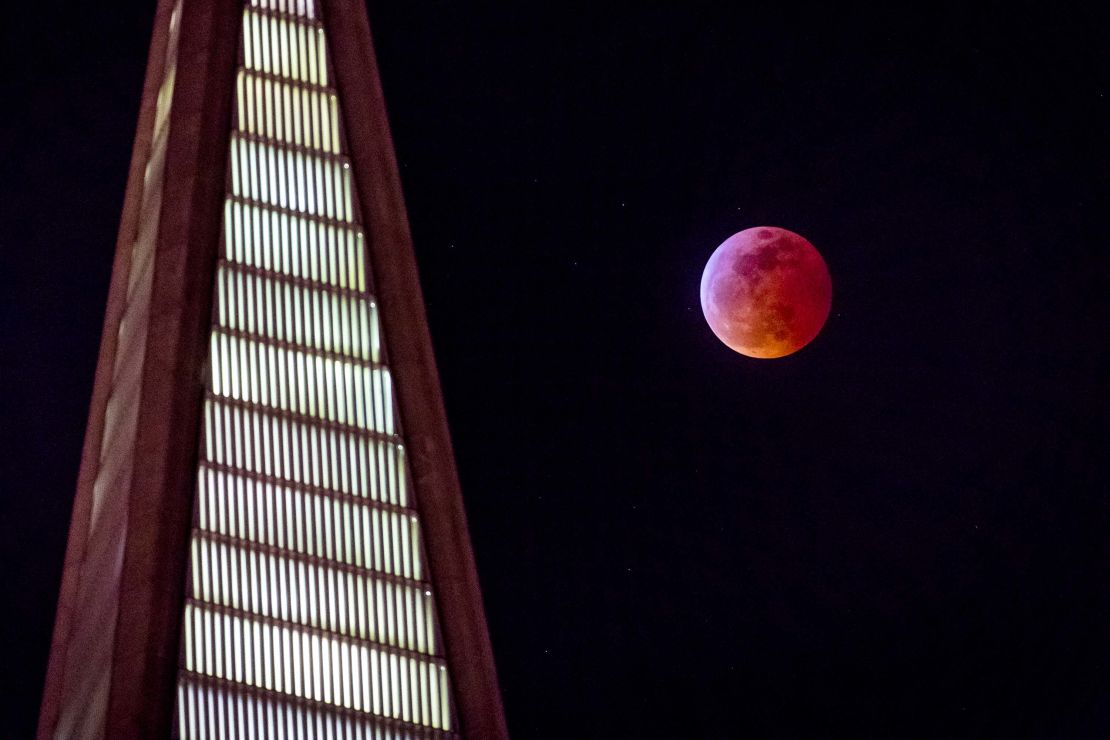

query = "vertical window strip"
[
  {"left": 305, "top": 23, "right": 318, "bottom": 86},
  {"left": 316, "top": 26, "right": 328, "bottom": 87},
  {"left": 330, "top": 95, "right": 340, "bottom": 156}
]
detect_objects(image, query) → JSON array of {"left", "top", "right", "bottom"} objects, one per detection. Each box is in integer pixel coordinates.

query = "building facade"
[{"left": 38, "top": 2, "right": 506, "bottom": 737}]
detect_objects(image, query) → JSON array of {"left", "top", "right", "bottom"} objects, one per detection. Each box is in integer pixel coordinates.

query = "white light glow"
[{"left": 175, "top": 3, "right": 452, "bottom": 735}]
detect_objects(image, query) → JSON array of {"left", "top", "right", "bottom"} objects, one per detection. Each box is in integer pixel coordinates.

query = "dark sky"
[{"left": 2, "top": 2, "right": 1107, "bottom": 737}]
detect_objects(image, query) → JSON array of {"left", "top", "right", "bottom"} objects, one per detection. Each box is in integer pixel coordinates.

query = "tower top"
[{"left": 39, "top": 1, "right": 506, "bottom": 737}]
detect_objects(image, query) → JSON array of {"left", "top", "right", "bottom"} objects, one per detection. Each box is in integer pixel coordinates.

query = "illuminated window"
[{"left": 174, "top": 3, "right": 454, "bottom": 736}]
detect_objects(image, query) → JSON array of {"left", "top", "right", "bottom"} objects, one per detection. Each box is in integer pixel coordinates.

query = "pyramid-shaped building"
[{"left": 38, "top": 2, "right": 506, "bottom": 737}]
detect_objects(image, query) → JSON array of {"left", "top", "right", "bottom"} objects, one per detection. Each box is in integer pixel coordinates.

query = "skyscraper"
[{"left": 38, "top": 1, "right": 506, "bottom": 737}]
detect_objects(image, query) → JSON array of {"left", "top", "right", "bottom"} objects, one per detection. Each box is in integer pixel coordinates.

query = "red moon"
[{"left": 700, "top": 227, "right": 832, "bottom": 358}]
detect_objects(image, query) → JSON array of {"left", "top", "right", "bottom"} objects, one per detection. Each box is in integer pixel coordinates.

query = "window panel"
[{"left": 178, "top": 2, "right": 454, "bottom": 735}]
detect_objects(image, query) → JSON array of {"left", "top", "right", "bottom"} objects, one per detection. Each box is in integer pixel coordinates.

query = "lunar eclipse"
[{"left": 700, "top": 227, "right": 832, "bottom": 358}]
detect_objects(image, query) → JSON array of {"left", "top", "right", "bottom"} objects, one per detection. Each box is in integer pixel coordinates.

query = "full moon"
[{"left": 700, "top": 227, "right": 832, "bottom": 359}]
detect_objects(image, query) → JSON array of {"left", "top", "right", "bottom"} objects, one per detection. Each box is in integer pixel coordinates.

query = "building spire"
[{"left": 40, "top": 2, "right": 506, "bottom": 737}]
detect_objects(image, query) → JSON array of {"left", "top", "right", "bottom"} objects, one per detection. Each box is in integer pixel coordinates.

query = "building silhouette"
[{"left": 38, "top": 1, "right": 506, "bottom": 737}]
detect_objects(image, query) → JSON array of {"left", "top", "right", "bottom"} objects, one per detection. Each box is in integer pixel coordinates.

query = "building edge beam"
[
  {"left": 104, "top": 0, "right": 242, "bottom": 737},
  {"left": 36, "top": 2, "right": 178, "bottom": 737},
  {"left": 322, "top": 3, "right": 510, "bottom": 738}
]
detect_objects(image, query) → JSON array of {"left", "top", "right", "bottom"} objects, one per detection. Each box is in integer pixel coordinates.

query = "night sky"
[{"left": 2, "top": 2, "right": 1107, "bottom": 737}]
